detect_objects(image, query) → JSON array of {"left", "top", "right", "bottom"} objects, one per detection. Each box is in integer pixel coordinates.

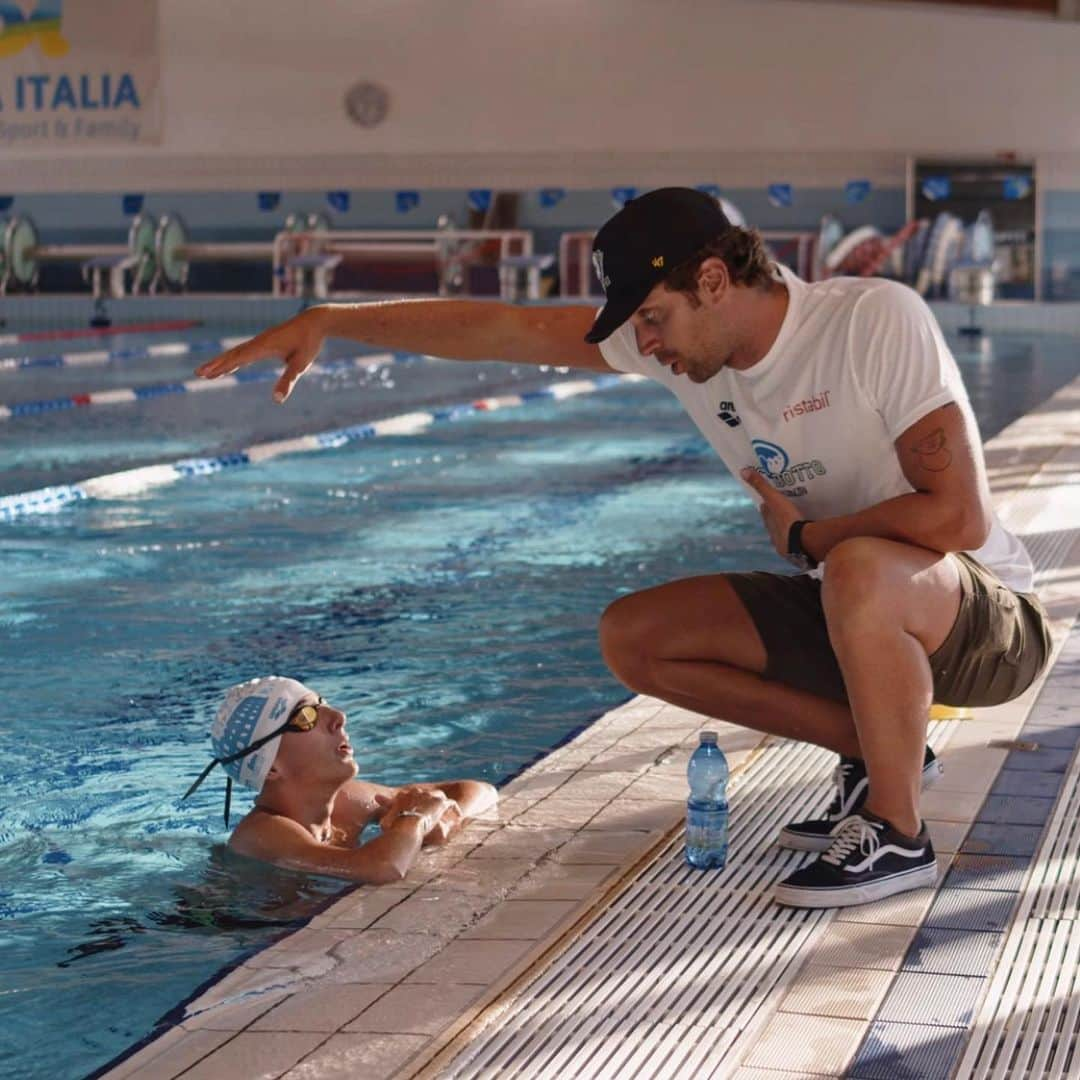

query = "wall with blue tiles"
[{"left": 4, "top": 183, "right": 1079, "bottom": 300}]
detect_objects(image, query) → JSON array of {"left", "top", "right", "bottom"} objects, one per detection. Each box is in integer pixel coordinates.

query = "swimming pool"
[{"left": 1, "top": 322, "right": 1078, "bottom": 1079}]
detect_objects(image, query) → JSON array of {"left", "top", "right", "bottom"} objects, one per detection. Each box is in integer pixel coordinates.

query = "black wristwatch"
[{"left": 786, "top": 520, "right": 818, "bottom": 571}]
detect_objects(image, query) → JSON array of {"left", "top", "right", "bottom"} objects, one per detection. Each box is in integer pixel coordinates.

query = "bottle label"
[{"left": 686, "top": 802, "right": 728, "bottom": 854}]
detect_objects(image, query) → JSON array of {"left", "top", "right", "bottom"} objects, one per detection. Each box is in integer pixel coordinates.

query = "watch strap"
[{"left": 787, "top": 520, "right": 818, "bottom": 569}]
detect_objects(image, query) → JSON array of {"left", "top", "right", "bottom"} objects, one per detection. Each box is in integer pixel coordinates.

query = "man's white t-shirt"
[{"left": 598, "top": 265, "right": 1034, "bottom": 593}]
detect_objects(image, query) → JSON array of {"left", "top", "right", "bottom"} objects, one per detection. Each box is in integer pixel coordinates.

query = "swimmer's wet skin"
[{"left": 184, "top": 676, "right": 497, "bottom": 884}]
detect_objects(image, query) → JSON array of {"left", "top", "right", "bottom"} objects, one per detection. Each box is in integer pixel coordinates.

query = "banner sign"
[
  {"left": 767, "top": 183, "right": 792, "bottom": 208},
  {"left": 844, "top": 179, "right": 872, "bottom": 204},
  {"left": 538, "top": 187, "right": 565, "bottom": 209},
  {"left": 395, "top": 190, "right": 420, "bottom": 213},
  {"left": 921, "top": 176, "right": 951, "bottom": 202},
  {"left": 467, "top": 189, "right": 492, "bottom": 213},
  {"left": 1002, "top": 175, "right": 1032, "bottom": 201},
  {"left": 326, "top": 190, "right": 350, "bottom": 213},
  {"left": 0, "top": 1, "right": 160, "bottom": 148}
]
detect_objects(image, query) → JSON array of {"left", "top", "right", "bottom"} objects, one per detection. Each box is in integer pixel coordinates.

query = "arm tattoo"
[{"left": 911, "top": 427, "right": 952, "bottom": 472}]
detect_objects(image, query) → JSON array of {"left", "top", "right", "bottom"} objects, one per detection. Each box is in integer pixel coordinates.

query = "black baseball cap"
[{"left": 584, "top": 187, "right": 733, "bottom": 344}]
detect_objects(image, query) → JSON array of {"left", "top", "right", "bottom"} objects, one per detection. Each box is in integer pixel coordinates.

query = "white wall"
[{"left": 4, "top": 0, "right": 1080, "bottom": 191}]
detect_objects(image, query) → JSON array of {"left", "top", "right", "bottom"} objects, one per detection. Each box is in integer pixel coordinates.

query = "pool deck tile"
[
  {"left": 343, "top": 983, "right": 487, "bottom": 1035},
  {"left": 278, "top": 1033, "right": 431, "bottom": 1080},
  {"left": 178, "top": 1030, "right": 327, "bottom": 1080},
  {"left": 740, "top": 1011, "right": 867, "bottom": 1074},
  {"left": 102, "top": 372, "right": 1080, "bottom": 1080},
  {"left": 777, "top": 964, "right": 896, "bottom": 1021},
  {"left": 248, "top": 983, "right": 391, "bottom": 1033},
  {"left": 102, "top": 1028, "right": 235, "bottom": 1080}
]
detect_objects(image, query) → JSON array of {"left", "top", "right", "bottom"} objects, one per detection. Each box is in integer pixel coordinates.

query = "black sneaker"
[
  {"left": 774, "top": 812, "right": 938, "bottom": 908},
  {"left": 778, "top": 745, "right": 943, "bottom": 852}
]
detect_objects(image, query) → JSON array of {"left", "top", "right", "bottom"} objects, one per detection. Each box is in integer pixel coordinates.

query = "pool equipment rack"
[
  {"left": 270, "top": 223, "right": 536, "bottom": 301},
  {"left": 1, "top": 212, "right": 158, "bottom": 298},
  {"left": 0, "top": 210, "right": 538, "bottom": 304}
]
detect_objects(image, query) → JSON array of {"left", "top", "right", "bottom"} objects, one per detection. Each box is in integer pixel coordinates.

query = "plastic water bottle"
[{"left": 686, "top": 731, "right": 729, "bottom": 869}]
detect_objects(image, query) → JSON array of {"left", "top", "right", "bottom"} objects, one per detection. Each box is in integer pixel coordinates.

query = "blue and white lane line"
[
  {"left": 0, "top": 373, "right": 643, "bottom": 522},
  {"left": 0, "top": 352, "right": 404, "bottom": 419},
  {"left": 0, "top": 336, "right": 248, "bottom": 371}
]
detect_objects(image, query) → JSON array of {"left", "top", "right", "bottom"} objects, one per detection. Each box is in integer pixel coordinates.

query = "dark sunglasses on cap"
[{"left": 182, "top": 696, "right": 324, "bottom": 826}]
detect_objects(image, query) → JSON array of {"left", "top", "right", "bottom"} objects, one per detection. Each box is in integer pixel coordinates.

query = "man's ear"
[{"left": 697, "top": 257, "right": 729, "bottom": 301}]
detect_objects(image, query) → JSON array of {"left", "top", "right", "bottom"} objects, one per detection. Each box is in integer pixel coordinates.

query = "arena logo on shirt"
[
  {"left": 751, "top": 439, "right": 827, "bottom": 496},
  {"left": 717, "top": 400, "right": 741, "bottom": 428}
]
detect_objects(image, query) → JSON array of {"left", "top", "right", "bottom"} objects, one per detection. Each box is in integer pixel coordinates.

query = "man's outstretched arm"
[{"left": 196, "top": 300, "right": 611, "bottom": 402}]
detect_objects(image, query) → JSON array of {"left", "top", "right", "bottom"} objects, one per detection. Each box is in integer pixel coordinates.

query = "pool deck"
[{"left": 103, "top": 371, "right": 1080, "bottom": 1080}]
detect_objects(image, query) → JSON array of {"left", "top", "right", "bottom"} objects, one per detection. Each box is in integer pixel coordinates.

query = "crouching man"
[{"left": 183, "top": 676, "right": 497, "bottom": 883}]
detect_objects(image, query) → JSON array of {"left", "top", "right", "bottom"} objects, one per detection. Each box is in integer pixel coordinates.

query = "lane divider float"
[
  {"left": 0, "top": 351, "right": 402, "bottom": 419},
  {"left": 0, "top": 319, "right": 201, "bottom": 347},
  {"left": 0, "top": 372, "right": 644, "bottom": 522},
  {"left": 0, "top": 336, "right": 248, "bottom": 372}
]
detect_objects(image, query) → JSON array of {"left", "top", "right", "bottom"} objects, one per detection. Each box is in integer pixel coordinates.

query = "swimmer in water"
[{"left": 183, "top": 676, "right": 497, "bottom": 883}]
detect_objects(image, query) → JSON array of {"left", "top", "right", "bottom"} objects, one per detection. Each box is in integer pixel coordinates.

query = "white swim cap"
[{"left": 211, "top": 676, "right": 315, "bottom": 792}]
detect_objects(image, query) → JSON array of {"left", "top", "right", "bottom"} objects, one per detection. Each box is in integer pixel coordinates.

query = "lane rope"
[
  {"left": 0, "top": 336, "right": 246, "bottom": 372},
  {"left": 0, "top": 319, "right": 201, "bottom": 346},
  {"left": 0, "top": 351, "right": 405, "bottom": 419},
  {"left": 0, "top": 371, "right": 643, "bottom": 522}
]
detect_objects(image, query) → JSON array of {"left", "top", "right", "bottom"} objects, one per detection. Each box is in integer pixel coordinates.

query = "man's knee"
[
  {"left": 598, "top": 592, "right": 657, "bottom": 692},
  {"left": 822, "top": 537, "right": 958, "bottom": 647},
  {"left": 822, "top": 537, "right": 891, "bottom": 595}
]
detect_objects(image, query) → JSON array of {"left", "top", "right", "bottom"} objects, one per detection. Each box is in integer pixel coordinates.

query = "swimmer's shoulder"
[{"left": 228, "top": 806, "right": 313, "bottom": 861}]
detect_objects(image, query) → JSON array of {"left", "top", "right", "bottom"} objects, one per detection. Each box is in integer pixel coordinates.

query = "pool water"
[{"left": 0, "top": 323, "right": 1077, "bottom": 1079}]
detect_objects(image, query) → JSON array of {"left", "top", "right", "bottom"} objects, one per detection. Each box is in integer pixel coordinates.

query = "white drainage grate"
[
  {"left": 956, "top": 744, "right": 1080, "bottom": 1080},
  {"left": 442, "top": 726, "right": 956, "bottom": 1079}
]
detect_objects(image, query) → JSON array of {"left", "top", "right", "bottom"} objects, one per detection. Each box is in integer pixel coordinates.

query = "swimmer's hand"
[
  {"left": 375, "top": 787, "right": 462, "bottom": 847},
  {"left": 194, "top": 307, "right": 326, "bottom": 403}
]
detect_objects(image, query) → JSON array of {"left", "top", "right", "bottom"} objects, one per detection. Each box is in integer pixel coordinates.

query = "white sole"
[
  {"left": 777, "top": 757, "right": 945, "bottom": 853},
  {"left": 773, "top": 860, "right": 939, "bottom": 909}
]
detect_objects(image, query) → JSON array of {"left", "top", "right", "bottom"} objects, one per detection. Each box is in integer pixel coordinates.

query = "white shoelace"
[
  {"left": 821, "top": 815, "right": 882, "bottom": 867},
  {"left": 827, "top": 760, "right": 855, "bottom": 815}
]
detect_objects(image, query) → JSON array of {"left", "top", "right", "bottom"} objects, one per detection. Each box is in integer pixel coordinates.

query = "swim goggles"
[{"left": 182, "top": 696, "right": 324, "bottom": 826}]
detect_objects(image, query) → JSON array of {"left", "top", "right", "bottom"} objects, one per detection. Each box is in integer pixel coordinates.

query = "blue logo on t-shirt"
[
  {"left": 750, "top": 438, "right": 827, "bottom": 494},
  {"left": 752, "top": 439, "right": 789, "bottom": 476}
]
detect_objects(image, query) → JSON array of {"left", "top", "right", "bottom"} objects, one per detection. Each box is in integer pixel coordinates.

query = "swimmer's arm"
[
  {"left": 195, "top": 301, "right": 613, "bottom": 402},
  {"left": 409, "top": 780, "right": 498, "bottom": 819},
  {"left": 365, "top": 780, "right": 498, "bottom": 845},
  {"left": 228, "top": 811, "right": 427, "bottom": 885}
]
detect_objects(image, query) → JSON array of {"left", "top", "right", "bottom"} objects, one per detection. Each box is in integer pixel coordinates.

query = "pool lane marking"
[
  {"left": 0, "top": 336, "right": 250, "bottom": 371},
  {"left": 0, "top": 319, "right": 201, "bottom": 347},
  {"left": 0, "top": 372, "right": 644, "bottom": 521},
  {"left": 0, "top": 352, "right": 402, "bottom": 418}
]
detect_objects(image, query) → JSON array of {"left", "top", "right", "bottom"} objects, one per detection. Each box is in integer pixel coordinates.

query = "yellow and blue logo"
[{"left": 0, "top": 1, "right": 69, "bottom": 60}]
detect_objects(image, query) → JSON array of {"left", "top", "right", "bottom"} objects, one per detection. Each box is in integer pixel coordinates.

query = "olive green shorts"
[{"left": 726, "top": 552, "right": 1052, "bottom": 707}]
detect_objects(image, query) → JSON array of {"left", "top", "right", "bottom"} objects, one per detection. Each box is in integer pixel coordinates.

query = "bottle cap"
[{"left": 699, "top": 730, "right": 719, "bottom": 743}]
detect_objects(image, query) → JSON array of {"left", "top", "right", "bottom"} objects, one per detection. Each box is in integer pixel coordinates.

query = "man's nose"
[
  {"left": 635, "top": 326, "right": 660, "bottom": 357},
  {"left": 326, "top": 708, "right": 346, "bottom": 732}
]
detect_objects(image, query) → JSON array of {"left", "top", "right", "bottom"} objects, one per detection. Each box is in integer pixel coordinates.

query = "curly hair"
[{"left": 662, "top": 227, "right": 776, "bottom": 303}]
